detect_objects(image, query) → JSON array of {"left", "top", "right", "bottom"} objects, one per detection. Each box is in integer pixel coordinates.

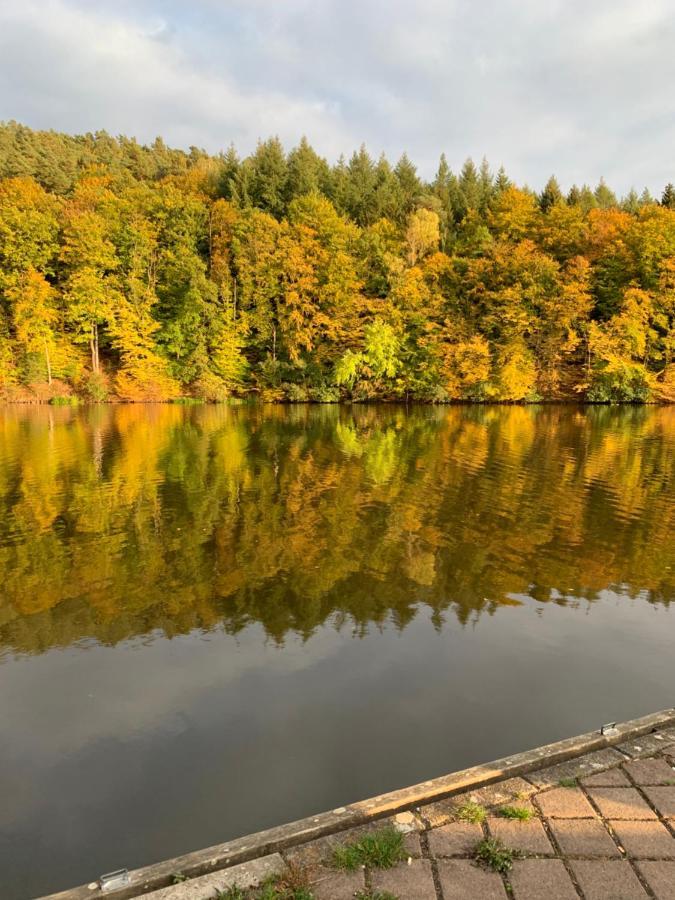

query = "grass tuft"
[
  {"left": 558, "top": 777, "right": 578, "bottom": 788},
  {"left": 215, "top": 888, "right": 246, "bottom": 900},
  {"left": 455, "top": 800, "right": 487, "bottom": 824},
  {"left": 498, "top": 805, "right": 533, "bottom": 820},
  {"left": 331, "top": 828, "right": 406, "bottom": 871},
  {"left": 354, "top": 892, "right": 398, "bottom": 900},
  {"left": 214, "top": 867, "right": 312, "bottom": 900},
  {"left": 474, "top": 838, "right": 519, "bottom": 874}
]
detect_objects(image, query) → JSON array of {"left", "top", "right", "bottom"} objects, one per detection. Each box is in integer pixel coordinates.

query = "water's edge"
[{"left": 42, "top": 707, "right": 675, "bottom": 900}]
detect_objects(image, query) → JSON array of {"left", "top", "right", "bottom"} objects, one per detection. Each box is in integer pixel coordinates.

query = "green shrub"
[{"left": 587, "top": 363, "right": 652, "bottom": 403}]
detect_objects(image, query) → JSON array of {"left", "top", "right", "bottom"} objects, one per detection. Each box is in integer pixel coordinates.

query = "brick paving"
[
  {"left": 286, "top": 725, "right": 675, "bottom": 899},
  {"left": 140, "top": 722, "right": 675, "bottom": 899}
]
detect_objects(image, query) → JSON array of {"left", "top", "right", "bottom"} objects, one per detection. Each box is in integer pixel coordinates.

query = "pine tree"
[
  {"left": 394, "top": 153, "right": 422, "bottom": 221},
  {"left": 621, "top": 189, "right": 640, "bottom": 214},
  {"left": 661, "top": 183, "right": 675, "bottom": 209},
  {"left": 246, "top": 138, "right": 288, "bottom": 219},
  {"left": 539, "top": 176, "right": 564, "bottom": 212},
  {"left": 594, "top": 178, "right": 617, "bottom": 209},
  {"left": 494, "top": 166, "right": 512, "bottom": 195},
  {"left": 458, "top": 158, "right": 481, "bottom": 217},
  {"left": 567, "top": 185, "right": 581, "bottom": 206}
]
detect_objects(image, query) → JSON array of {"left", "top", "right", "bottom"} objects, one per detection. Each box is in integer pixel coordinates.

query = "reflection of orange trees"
[{"left": 0, "top": 404, "right": 673, "bottom": 655}]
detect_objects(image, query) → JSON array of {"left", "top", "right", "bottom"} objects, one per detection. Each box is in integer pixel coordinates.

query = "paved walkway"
[
  {"left": 145, "top": 722, "right": 675, "bottom": 900},
  {"left": 287, "top": 724, "right": 675, "bottom": 899}
]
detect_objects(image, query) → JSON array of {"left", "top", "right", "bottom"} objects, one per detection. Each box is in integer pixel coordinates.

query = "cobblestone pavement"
[{"left": 284, "top": 725, "right": 675, "bottom": 900}]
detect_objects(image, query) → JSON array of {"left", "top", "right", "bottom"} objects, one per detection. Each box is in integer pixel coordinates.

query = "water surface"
[{"left": 0, "top": 403, "right": 673, "bottom": 898}]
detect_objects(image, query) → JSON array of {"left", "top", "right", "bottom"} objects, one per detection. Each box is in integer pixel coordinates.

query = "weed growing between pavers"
[
  {"left": 558, "top": 778, "right": 578, "bottom": 788},
  {"left": 498, "top": 805, "right": 534, "bottom": 820},
  {"left": 171, "top": 872, "right": 188, "bottom": 884},
  {"left": 474, "top": 838, "right": 520, "bottom": 875},
  {"left": 455, "top": 800, "right": 487, "bottom": 824},
  {"left": 354, "top": 892, "right": 398, "bottom": 900},
  {"left": 216, "top": 888, "right": 246, "bottom": 900},
  {"left": 331, "top": 828, "right": 407, "bottom": 871},
  {"left": 216, "top": 868, "right": 313, "bottom": 900}
]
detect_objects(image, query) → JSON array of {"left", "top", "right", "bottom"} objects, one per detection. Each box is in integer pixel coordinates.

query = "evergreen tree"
[
  {"left": 218, "top": 145, "right": 240, "bottom": 202},
  {"left": 245, "top": 138, "right": 288, "bottom": 218},
  {"left": 567, "top": 185, "right": 581, "bottom": 206},
  {"left": 621, "top": 188, "right": 640, "bottom": 214},
  {"left": 539, "top": 176, "right": 564, "bottom": 212},
  {"left": 394, "top": 153, "right": 422, "bottom": 221},
  {"left": 594, "top": 178, "right": 617, "bottom": 209},
  {"left": 458, "top": 158, "right": 481, "bottom": 218},
  {"left": 285, "top": 137, "right": 330, "bottom": 203},
  {"left": 494, "top": 166, "right": 512, "bottom": 195},
  {"left": 661, "top": 183, "right": 675, "bottom": 209}
]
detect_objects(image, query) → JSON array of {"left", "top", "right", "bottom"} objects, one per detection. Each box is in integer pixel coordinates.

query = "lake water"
[{"left": 1, "top": 403, "right": 673, "bottom": 898}]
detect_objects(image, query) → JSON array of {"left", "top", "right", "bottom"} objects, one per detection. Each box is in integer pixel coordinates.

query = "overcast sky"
[{"left": 1, "top": 0, "right": 674, "bottom": 194}]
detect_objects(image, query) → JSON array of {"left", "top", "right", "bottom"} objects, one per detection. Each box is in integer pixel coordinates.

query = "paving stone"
[
  {"left": 142, "top": 854, "right": 285, "bottom": 899},
  {"left": 636, "top": 860, "right": 675, "bottom": 899},
  {"left": 436, "top": 858, "right": 508, "bottom": 899},
  {"left": 588, "top": 788, "right": 658, "bottom": 820},
  {"left": 420, "top": 779, "right": 536, "bottom": 827},
  {"left": 536, "top": 787, "right": 597, "bottom": 818},
  {"left": 624, "top": 758, "right": 675, "bottom": 785},
  {"left": 466, "top": 777, "right": 538, "bottom": 808},
  {"left": 493, "top": 799, "right": 538, "bottom": 817},
  {"left": 285, "top": 822, "right": 393, "bottom": 869},
  {"left": 427, "top": 821, "right": 483, "bottom": 857},
  {"left": 581, "top": 768, "right": 631, "bottom": 787},
  {"left": 509, "top": 858, "right": 578, "bottom": 900},
  {"left": 284, "top": 835, "right": 334, "bottom": 869},
  {"left": 571, "top": 859, "right": 649, "bottom": 898},
  {"left": 420, "top": 795, "right": 466, "bottom": 827},
  {"left": 310, "top": 868, "right": 365, "bottom": 900},
  {"left": 402, "top": 830, "right": 422, "bottom": 857},
  {"left": 487, "top": 817, "right": 554, "bottom": 855},
  {"left": 617, "top": 732, "right": 675, "bottom": 758},
  {"left": 642, "top": 787, "right": 675, "bottom": 818},
  {"left": 548, "top": 818, "right": 620, "bottom": 857},
  {"left": 611, "top": 820, "right": 675, "bottom": 858},
  {"left": 370, "top": 858, "right": 437, "bottom": 900},
  {"left": 529, "top": 748, "right": 626, "bottom": 788}
]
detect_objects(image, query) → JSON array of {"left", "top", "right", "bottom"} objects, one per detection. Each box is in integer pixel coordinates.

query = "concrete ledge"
[
  {"left": 138, "top": 854, "right": 284, "bottom": 900},
  {"left": 41, "top": 707, "right": 675, "bottom": 900}
]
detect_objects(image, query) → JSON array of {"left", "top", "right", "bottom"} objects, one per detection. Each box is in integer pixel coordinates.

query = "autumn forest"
[{"left": 1, "top": 121, "right": 675, "bottom": 404}]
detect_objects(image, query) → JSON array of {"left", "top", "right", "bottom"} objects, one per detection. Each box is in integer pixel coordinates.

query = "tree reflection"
[{"left": 0, "top": 402, "right": 672, "bottom": 656}]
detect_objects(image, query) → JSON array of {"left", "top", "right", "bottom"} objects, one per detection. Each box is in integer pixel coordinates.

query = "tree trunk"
[
  {"left": 44, "top": 342, "right": 52, "bottom": 386},
  {"left": 91, "top": 322, "right": 99, "bottom": 373}
]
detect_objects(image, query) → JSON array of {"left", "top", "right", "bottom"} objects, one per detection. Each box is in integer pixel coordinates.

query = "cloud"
[{"left": 1, "top": 0, "right": 674, "bottom": 193}]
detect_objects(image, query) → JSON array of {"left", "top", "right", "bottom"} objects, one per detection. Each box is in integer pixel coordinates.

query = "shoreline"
[
  {"left": 0, "top": 397, "right": 673, "bottom": 407},
  {"left": 40, "top": 707, "right": 675, "bottom": 900}
]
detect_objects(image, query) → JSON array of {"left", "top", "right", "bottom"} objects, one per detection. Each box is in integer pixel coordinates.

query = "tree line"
[{"left": 1, "top": 121, "right": 675, "bottom": 403}]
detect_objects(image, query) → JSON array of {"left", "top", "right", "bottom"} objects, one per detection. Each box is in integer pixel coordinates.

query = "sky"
[{"left": 1, "top": 0, "right": 674, "bottom": 194}]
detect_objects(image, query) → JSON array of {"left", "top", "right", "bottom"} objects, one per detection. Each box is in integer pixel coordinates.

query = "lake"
[{"left": 1, "top": 403, "right": 673, "bottom": 898}]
